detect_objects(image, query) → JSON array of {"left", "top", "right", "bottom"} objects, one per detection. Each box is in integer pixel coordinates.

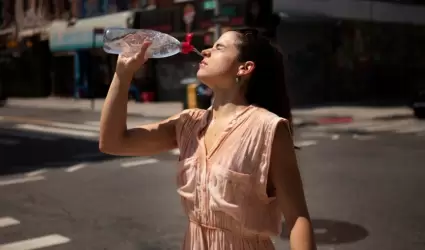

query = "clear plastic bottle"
[{"left": 103, "top": 27, "right": 201, "bottom": 58}]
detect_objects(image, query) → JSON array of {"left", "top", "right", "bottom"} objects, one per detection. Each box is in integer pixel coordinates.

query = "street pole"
[
  {"left": 213, "top": 0, "right": 221, "bottom": 42},
  {"left": 91, "top": 30, "right": 96, "bottom": 110}
]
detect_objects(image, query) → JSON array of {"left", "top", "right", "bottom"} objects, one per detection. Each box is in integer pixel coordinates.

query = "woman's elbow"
[
  {"left": 99, "top": 140, "right": 115, "bottom": 155},
  {"left": 98, "top": 135, "right": 121, "bottom": 155}
]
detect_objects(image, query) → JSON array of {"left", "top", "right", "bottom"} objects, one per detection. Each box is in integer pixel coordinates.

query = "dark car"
[{"left": 412, "top": 90, "right": 425, "bottom": 119}]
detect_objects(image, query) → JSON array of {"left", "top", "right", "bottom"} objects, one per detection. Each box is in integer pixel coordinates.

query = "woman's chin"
[{"left": 196, "top": 70, "right": 209, "bottom": 81}]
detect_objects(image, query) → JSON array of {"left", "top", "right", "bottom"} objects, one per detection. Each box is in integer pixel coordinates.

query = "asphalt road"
[{"left": 0, "top": 106, "right": 425, "bottom": 250}]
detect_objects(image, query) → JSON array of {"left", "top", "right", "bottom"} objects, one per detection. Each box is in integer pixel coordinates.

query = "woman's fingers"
[{"left": 135, "top": 40, "right": 152, "bottom": 61}]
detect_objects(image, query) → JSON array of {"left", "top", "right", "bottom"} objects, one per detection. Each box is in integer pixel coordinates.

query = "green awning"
[{"left": 49, "top": 11, "right": 135, "bottom": 52}]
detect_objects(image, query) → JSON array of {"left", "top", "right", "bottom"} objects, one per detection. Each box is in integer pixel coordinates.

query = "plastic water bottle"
[{"left": 103, "top": 27, "right": 202, "bottom": 58}]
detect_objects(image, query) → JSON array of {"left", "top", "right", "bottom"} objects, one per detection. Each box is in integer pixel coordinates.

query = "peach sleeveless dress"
[{"left": 175, "top": 105, "right": 285, "bottom": 250}]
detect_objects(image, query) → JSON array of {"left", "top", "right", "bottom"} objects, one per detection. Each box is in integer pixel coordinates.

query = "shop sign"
[{"left": 200, "top": 3, "right": 245, "bottom": 28}]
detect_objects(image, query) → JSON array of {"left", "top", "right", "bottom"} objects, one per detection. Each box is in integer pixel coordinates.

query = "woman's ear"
[{"left": 237, "top": 61, "right": 255, "bottom": 77}]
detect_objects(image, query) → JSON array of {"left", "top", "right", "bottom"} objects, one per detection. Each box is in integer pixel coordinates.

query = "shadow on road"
[
  {"left": 280, "top": 218, "right": 369, "bottom": 245},
  {"left": 0, "top": 127, "right": 123, "bottom": 176}
]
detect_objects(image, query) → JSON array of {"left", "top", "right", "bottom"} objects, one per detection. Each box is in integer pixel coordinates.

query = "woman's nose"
[{"left": 201, "top": 49, "right": 211, "bottom": 57}]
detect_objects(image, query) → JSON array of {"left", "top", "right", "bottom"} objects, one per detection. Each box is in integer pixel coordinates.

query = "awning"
[{"left": 49, "top": 11, "right": 135, "bottom": 52}]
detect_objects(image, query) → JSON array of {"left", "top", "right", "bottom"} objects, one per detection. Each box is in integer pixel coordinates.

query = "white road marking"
[
  {"left": 331, "top": 134, "right": 340, "bottom": 140},
  {"left": 0, "top": 176, "right": 45, "bottom": 187},
  {"left": 25, "top": 169, "right": 47, "bottom": 177},
  {"left": 0, "top": 138, "right": 19, "bottom": 145},
  {"left": 121, "top": 158, "right": 159, "bottom": 168},
  {"left": 294, "top": 140, "right": 317, "bottom": 148},
  {"left": 15, "top": 124, "right": 98, "bottom": 138},
  {"left": 65, "top": 163, "right": 87, "bottom": 173},
  {"left": 300, "top": 131, "right": 329, "bottom": 138},
  {"left": 0, "top": 217, "right": 20, "bottom": 228},
  {"left": 0, "top": 234, "right": 70, "bottom": 250},
  {"left": 170, "top": 148, "right": 180, "bottom": 155}
]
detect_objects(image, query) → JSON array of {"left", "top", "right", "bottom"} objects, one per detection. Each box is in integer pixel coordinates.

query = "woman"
[{"left": 99, "top": 30, "right": 316, "bottom": 250}]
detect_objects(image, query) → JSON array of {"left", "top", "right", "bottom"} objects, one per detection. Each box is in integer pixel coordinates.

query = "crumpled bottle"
[{"left": 103, "top": 27, "right": 201, "bottom": 58}]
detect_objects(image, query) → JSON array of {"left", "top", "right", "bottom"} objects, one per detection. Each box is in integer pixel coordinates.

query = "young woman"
[{"left": 99, "top": 29, "right": 316, "bottom": 250}]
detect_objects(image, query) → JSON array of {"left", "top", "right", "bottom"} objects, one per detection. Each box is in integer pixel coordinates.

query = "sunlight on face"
[{"left": 197, "top": 31, "right": 242, "bottom": 88}]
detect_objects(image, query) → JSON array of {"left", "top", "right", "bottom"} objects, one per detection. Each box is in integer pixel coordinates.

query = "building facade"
[
  {"left": 0, "top": 0, "right": 278, "bottom": 101},
  {"left": 273, "top": 0, "right": 425, "bottom": 105}
]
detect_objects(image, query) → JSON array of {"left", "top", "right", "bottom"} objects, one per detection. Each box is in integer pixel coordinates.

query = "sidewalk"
[
  {"left": 5, "top": 97, "right": 413, "bottom": 125},
  {"left": 6, "top": 97, "right": 183, "bottom": 119},
  {"left": 292, "top": 106, "right": 414, "bottom": 126}
]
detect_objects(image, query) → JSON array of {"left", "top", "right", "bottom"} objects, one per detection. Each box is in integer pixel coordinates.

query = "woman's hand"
[{"left": 115, "top": 40, "right": 152, "bottom": 81}]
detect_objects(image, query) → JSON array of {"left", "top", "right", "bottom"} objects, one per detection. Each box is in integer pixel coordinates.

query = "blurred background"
[{"left": 0, "top": 1, "right": 424, "bottom": 250}]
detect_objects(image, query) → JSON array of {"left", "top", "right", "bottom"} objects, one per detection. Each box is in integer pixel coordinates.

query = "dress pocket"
[
  {"left": 176, "top": 157, "right": 197, "bottom": 202},
  {"left": 208, "top": 166, "right": 252, "bottom": 221}
]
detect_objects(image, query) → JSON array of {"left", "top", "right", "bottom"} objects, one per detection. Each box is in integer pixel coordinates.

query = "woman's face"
[{"left": 197, "top": 31, "right": 243, "bottom": 88}]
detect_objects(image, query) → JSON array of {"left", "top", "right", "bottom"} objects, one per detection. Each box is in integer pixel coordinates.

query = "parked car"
[{"left": 412, "top": 90, "right": 425, "bottom": 119}]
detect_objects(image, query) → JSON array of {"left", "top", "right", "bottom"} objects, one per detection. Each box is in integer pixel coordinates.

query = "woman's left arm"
[{"left": 269, "top": 120, "right": 317, "bottom": 250}]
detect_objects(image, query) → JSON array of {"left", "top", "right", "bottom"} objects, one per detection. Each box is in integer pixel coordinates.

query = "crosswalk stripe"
[
  {"left": 0, "top": 234, "right": 70, "bottom": 250},
  {"left": 295, "top": 140, "right": 317, "bottom": 148},
  {"left": 65, "top": 163, "right": 87, "bottom": 173},
  {"left": 14, "top": 124, "right": 98, "bottom": 138},
  {"left": 0, "top": 217, "right": 20, "bottom": 228},
  {"left": 25, "top": 169, "right": 47, "bottom": 177},
  {"left": 0, "top": 176, "right": 45, "bottom": 187},
  {"left": 121, "top": 158, "right": 159, "bottom": 168}
]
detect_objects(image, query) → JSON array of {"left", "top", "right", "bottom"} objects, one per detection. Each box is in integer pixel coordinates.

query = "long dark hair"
[{"left": 234, "top": 29, "right": 293, "bottom": 132}]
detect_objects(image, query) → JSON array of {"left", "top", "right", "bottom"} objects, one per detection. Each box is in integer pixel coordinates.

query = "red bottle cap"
[{"left": 181, "top": 33, "right": 194, "bottom": 54}]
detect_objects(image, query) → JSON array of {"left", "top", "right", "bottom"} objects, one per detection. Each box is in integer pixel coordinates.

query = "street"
[{"left": 0, "top": 106, "right": 425, "bottom": 250}]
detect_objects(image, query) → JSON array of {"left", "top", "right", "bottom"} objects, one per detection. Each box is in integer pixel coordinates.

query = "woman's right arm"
[{"left": 99, "top": 40, "right": 180, "bottom": 156}]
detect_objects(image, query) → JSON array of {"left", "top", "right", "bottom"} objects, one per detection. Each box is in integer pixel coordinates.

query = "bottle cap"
[{"left": 181, "top": 33, "right": 194, "bottom": 54}]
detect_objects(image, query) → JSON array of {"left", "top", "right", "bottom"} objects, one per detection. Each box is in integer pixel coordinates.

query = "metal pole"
[
  {"left": 213, "top": 0, "right": 221, "bottom": 42},
  {"left": 91, "top": 31, "right": 95, "bottom": 110}
]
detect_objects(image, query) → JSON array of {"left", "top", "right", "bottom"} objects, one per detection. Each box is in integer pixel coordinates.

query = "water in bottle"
[{"left": 103, "top": 27, "right": 202, "bottom": 58}]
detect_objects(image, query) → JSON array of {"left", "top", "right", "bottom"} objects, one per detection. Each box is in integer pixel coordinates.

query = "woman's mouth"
[{"left": 199, "top": 60, "right": 207, "bottom": 67}]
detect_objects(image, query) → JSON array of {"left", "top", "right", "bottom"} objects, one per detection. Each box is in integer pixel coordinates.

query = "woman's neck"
[{"left": 211, "top": 89, "right": 248, "bottom": 120}]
